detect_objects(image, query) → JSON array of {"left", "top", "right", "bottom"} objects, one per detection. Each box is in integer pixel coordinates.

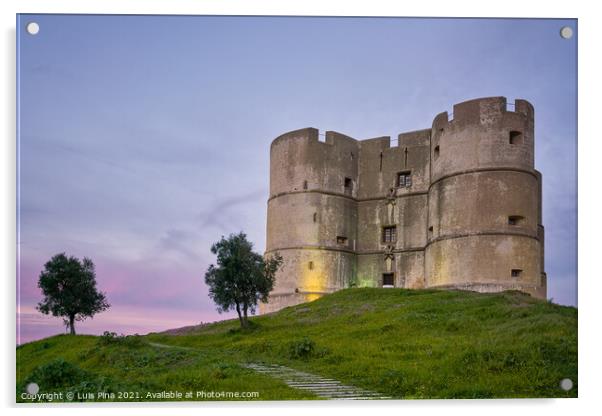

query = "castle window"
[
  {"left": 382, "top": 226, "right": 397, "bottom": 243},
  {"left": 344, "top": 177, "right": 353, "bottom": 195},
  {"left": 511, "top": 269, "right": 523, "bottom": 278},
  {"left": 428, "top": 225, "right": 434, "bottom": 233},
  {"left": 509, "top": 131, "right": 523, "bottom": 145},
  {"left": 397, "top": 171, "right": 412, "bottom": 188},
  {"left": 303, "top": 180, "right": 308, "bottom": 190},
  {"left": 508, "top": 215, "right": 525, "bottom": 225},
  {"left": 308, "top": 261, "right": 314, "bottom": 270},
  {"left": 313, "top": 212, "right": 317, "bottom": 223},
  {"left": 382, "top": 273, "right": 394, "bottom": 287},
  {"left": 434, "top": 145, "right": 440, "bottom": 160},
  {"left": 336, "top": 236, "right": 348, "bottom": 245}
]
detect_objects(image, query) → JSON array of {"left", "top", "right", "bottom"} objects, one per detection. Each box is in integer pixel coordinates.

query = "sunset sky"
[{"left": 17, "top": 15, "right": 577, "bottom": 344}]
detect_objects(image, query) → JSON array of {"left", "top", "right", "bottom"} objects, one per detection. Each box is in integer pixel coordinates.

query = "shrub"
[
  {"left": 288, "top": 337, "right": 315, "bottom": 360},
  {"left": 26, "top": 358, "right": 86, "bottom": 389},
  {"left": 211, "top": 363, "right": 236, "bottom": 380},
  {"left": 445, "top": 320, "right": 461, "bottom": 332},
  {"left": 98, "top": 331, "right": 144, "bottom": 348}
]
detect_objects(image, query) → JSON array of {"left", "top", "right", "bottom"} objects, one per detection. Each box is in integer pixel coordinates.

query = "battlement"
[
  {"left": 324, "top": 130, "right": 357, "bottom": 145},
  {"left": 271, "top": 127, "right": 360, "bottom": 147},
  {"left": 396, "top": 129, "right": 431, "bottom": 148},
  {"left": 358, "top": 136, "right": 392, "bottom": 151},
  {"left": 271, "top": 127, "right": 319, "bottom": 148},
  {"left": 270, "top": 96, "right": 535, "bottom": 199},
  {"left": 357, "top": 129, "right": 430, "bottom": 152},
  {"left": 432, "top": 97, "right": 534, "bottom": 131},
  {"left": 273, "top": 97, "right": 533, "bottom": 153}
]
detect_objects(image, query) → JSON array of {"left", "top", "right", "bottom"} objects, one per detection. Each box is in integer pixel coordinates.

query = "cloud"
[
  {"left": 157, "top": 228, "right": 200, "bottom": 260},
  {"left": 197, "top": 188, "right": 267, "bottom": 233}
]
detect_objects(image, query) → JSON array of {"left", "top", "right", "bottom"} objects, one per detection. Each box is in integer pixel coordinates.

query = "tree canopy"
[
  {"left": 37, "top": 253, "right": 110, "bottom": 335},
  {"left": 204, "top": 232, "right": 282, "bottom": 328}
]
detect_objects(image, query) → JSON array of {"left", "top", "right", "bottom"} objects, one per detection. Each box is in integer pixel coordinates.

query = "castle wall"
[
  {"left": 430, "top": 97, "right": 534, "bottom": 183},
  {"left": 269, "top": 128, "right": 359, "bottom": 198},
  {"left": 354, "top": 129, "right": 429, "bottom": 289},
  {"left": 356, "top": 255, "right": 381, "bottom": 288},
  {"left": 267, "top": 193, "right": 357, "bottom": 250},
  {"left": 355, "top": 252, "right": 424, "bottom": 289},
  {"left": 427, "top": 171, "right": 539, "bottom": 238},
  {"left": 357, "top": 129, "right": 431, "bottom": 200},
  {"left": 397, "top": 251, "right": 426, "bottom": 288},
  {"left": 425, "top": 235, "right": 541, "bottom": 292},
  {"left": 425, "top": 97, "right": 544, "bottom": 297},
  {"left": 261, "top": 248, "right": 356, "bottom": 314},
  {"left": 264, "top": 97, "right": 546, "bottom": 314},
  {"left": 396, "top": 195, "right": 428, "bottom": 249},
  {"left": 262, "top": 128, "right": 359, "bottom": 313}
]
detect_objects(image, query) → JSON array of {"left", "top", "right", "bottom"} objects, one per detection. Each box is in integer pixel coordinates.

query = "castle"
[{"left": 262, "top": 97, "right": 546, "bottom": 313}]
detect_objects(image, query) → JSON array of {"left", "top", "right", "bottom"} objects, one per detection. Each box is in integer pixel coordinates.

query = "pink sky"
[
  {"left": 17, "top": 246, "right": 239, "bottom": 344},
  {"left": 17, "top": 304, "right": 230, "bottom": 344}
]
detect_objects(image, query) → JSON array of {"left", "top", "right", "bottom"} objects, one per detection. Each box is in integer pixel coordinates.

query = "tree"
[
  {"left": 37, "top": 253, "right": 110, "bottom": 335},
  {"left": 204, "top": 232, "right": 282, "bottom": 328}
]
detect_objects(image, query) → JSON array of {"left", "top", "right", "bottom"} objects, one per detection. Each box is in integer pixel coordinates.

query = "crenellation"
[{"left": 262, "top": 96, "right": 546, "bottom": 314}]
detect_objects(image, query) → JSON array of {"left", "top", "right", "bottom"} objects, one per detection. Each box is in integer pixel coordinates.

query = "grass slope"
[
  {"left": 16, "top": 334, "right": 316, "bottom": 402},
  {"left": 17, "top": 288, "right": 577, "bottom": 401}
]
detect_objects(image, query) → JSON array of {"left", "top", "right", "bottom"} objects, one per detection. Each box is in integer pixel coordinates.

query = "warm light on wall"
[
  {"left": 300, "top": 259, "right": 327, "bottom": 293},
  {"left": 305, "top": 293, "right": 322, "bottom": 302},
  {"left": 356, "top": 276, "right": 377, "bottom": 288}
]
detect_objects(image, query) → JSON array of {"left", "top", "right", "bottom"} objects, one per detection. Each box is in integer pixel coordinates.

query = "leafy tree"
[
  {"left": 204, "top": 232, "right": 282, "bottom": 328},
  {"left": 37, "top": 253, "right": 110, "bottom": 335}
]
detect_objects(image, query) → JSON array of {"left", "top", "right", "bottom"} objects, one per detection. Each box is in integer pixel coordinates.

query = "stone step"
[
  {"left": 147, "top": 343, "right": 391, "bottom": 400},
  {"left": 244, "top": 362, "right": 390, "bottom": 400}
]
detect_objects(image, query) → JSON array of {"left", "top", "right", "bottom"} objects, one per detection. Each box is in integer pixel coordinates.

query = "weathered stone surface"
[{"left": 262, "top": 97, "right": 546, "bottom": 314}]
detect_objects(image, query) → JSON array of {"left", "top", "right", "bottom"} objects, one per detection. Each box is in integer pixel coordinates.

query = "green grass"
[
  {"left": 17, "top": 288, "right": 577, "bottom": 401},
  {"left": 16, "top": 333, "right": 316, "bottom": 402}
]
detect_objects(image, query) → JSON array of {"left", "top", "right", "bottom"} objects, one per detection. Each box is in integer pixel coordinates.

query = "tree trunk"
[
  {"left": 235, "top": 302, "right": 245, "bottom": 328},
  {"left": 242, "top": 303, "right": 249, "bottom": 328},
  {"left": 69, "top": 315, "right": 76, "bottom": 335}
]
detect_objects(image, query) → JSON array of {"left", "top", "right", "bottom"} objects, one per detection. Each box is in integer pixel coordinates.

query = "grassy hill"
[{"left": 16, "top": 288, "right": 577, "bottom": 401}]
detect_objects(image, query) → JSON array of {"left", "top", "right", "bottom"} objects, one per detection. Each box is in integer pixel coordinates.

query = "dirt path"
[{"left": 147, "top": 341, "right": 197, "bottom": 351}]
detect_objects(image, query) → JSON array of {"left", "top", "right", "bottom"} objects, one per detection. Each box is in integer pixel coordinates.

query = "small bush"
[
  {"left": 26, "top": 358, "right": 86, "bottom": 389},
  {"left": 445, "top": 320, "right": 461, "bottom": 332},
  {"left": 211, "top": 363, "right": 236, "bottom": 380},
  {"left": 288, "top": 337, "right": 315, "bottom": 360},
  {"left": 98, "top": 331, "right": 145, "bottom": 348},
  {"left": 380, "top": 324, "right": 396, "bottom": 333}
]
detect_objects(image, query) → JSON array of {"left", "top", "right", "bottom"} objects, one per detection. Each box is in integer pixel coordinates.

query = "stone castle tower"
[{"left": 262, "top": 97, "right": 546, "bottom": 313}]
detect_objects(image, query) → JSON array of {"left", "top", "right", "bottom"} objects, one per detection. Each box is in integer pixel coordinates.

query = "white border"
[{"left": 2, "top": 1, "right": 599, "bottom": 416}]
